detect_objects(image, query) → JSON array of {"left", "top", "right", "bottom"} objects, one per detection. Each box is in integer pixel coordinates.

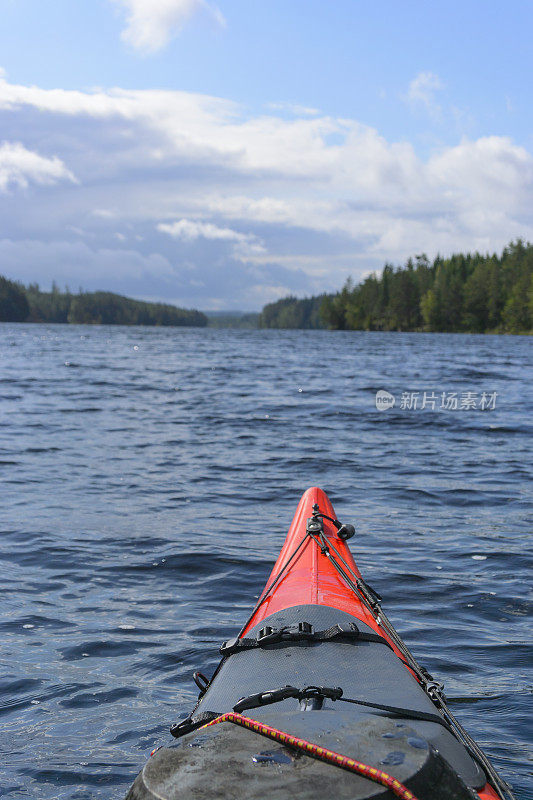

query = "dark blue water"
[{"left": 1, "top": 324, "right": 531, "bottom": 799}]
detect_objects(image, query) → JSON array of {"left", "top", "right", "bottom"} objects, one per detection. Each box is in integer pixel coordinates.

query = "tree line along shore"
[
  {"left": 1, "top": 240, "right": 531, "bottom": 333},
  {"left": 0, "top": 281, "right": 207, "bottom": 327},
  {"left": 260, "top": 240, "right": 532, "bottom": 334}
]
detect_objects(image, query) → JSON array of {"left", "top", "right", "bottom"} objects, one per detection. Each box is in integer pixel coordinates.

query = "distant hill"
[
  {"left": 259, "top": 294, "right": 330, "bottom": 329},
  {"left": 206, "top": 311, "right": 260, "bottom": 329},
  {"left": 0, "top": 279, "right": 207, "bottom": 327}
]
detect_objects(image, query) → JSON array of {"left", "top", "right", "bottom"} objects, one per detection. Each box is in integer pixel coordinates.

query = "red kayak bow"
[
  {"left": 241, "top": 487, "right": 503, "bottom": 800},
  {"left": 243, "top": 487, "right": 392, "bottom": 639},
  {"left": 134, "top": 487, "right": 512, "bottom": 800}
]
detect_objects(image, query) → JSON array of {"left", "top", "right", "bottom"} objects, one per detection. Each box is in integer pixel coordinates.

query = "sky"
[{"left": 0, "top": 0, "right": 532, "bottom": 311}]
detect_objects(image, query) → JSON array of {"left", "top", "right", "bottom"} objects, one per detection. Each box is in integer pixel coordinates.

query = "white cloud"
[
  {"left": 407, "top": 71, "right": 444, "bottom": 115},
  {"left": 111, "top": 0, "right": 225, "bottom": 54},
  {"left": 267, "top": 102, "right": 320, "bottom": 117},
  {"left": 429, "top": 135, "right": 532, "bottom": 200},
  {"left": 158, "top": 218, "right": 266, "bottom": 259},
  {"left": 0, "top": 141, "right": 76, "bottom": 192},
  {"left": 0, "top": 72, "right": 532, "bottom": 307},
  {"left": 0, "top": 70, "right": 234, "bottom": 129},
  {"left": 91, "top": 208, "right": 118, "bottom": 219}
]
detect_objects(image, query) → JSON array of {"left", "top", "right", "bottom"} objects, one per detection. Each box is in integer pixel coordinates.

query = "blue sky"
[{"left": 0, "top": 0, "right": 531, "bottom": 309}]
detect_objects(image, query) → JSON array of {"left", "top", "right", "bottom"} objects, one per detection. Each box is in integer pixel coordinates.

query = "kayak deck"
[
  {"left": 195, "top": 602, "right": 486, "bottom": 789},
  {"left": 125, "top": 487, "right": 509, "bottom": 800}
]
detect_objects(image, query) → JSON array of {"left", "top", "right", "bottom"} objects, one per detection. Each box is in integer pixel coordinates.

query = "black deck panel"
[{"left": 195, "top": 603, "right": 486, "bottom": 789}]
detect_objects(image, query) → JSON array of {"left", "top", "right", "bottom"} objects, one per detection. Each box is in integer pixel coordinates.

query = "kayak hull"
[{"left": 125, "top": 488, "right": 505, "bottom": 800}]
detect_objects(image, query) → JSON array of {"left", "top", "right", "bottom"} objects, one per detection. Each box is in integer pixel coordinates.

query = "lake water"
[{"left": 1, "top": 324, "right": 531, "bottom": 799}]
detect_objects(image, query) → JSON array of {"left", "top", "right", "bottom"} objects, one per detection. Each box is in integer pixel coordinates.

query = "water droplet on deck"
[
  {"left": 252, "top": 750, "right": 292, "bottom": 765},
  {"left": 408, "top": 736, "right": 428, "bottom": 750},
  {"left": 381, "top": 751, "right": 405, "bottom": 765}
]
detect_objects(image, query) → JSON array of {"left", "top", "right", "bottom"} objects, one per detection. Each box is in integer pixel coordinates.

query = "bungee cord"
[{"left": 202, "top": 712, "right": 421, "bottom": 800}]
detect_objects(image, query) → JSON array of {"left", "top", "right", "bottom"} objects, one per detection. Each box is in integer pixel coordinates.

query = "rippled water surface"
[{"left": 1, "top": 324, "right": 531, "bottom": 799}]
